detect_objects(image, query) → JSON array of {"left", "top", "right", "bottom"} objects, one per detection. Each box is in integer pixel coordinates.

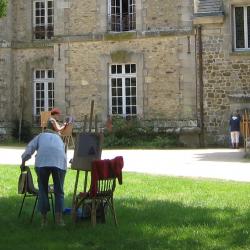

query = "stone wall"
[
  {"left": 199, "top": 1, "right": 250, "bottom": 145},
  {"left": 143, "top": 0, "right": 181, "bottom": 30},
  {"left": 63, "top": 35, "right": 197, "bottom": 122},
  {"left": 12, "top": 47, "right": 54, "bottom": 122}
]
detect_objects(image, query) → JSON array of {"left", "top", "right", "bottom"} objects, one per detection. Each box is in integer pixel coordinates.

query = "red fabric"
[{"left": 90, "top": 156, "right": 124, "bottom": 197}]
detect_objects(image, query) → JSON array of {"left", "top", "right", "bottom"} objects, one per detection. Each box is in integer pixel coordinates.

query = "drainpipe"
[{"left": 197, "top": 25, "right": 205, "bottom": 147}]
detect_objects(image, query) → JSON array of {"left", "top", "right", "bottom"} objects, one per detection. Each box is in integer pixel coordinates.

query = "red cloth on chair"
[{"left": 90, "top": 156, "right": 124, "bottom": 197}]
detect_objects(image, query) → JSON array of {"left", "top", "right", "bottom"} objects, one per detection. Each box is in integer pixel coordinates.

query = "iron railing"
[
  {"left": 108, "top": 13, "right": 136, "bottom": 32},
  {"left": 33, "top": 25, "right": 54, "bottom": 40}
]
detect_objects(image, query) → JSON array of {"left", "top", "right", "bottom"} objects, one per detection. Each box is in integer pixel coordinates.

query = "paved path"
[{"left": 0, "top": 147, "right": 249, "bottom": 182}]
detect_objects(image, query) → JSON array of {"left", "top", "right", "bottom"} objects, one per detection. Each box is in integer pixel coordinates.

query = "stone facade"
[{"left": 1, "top": 0, "right": 249, "bottom": 146}]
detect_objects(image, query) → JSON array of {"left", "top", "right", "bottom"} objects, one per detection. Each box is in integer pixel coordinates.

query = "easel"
[
  {"left": 71, "top": 100, "right": 102, "bottom": 211},
  {"left": 241, "top": 109, "right": 250, "bottom": 152}
]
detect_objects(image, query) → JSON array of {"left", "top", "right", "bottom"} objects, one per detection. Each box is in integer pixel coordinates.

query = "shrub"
[
  {"left": 103, "top": 116, "right": 180, "bottom": 148},
  {"left": 12, "top": 119, "right": 32, "bottom": 143}
]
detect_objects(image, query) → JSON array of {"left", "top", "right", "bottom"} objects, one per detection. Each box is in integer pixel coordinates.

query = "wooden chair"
[
  {"left": 18, "top": 166, "right": 55, "bottom": 223},
  {"left": 61, "top": 123, "right": 75, "bottom": 148},
  {"left": 40, "top": 111, "right": 51, "bottom": 132},
  {"left": 72, "top": 157, "right": 123, "bottom": 226}
]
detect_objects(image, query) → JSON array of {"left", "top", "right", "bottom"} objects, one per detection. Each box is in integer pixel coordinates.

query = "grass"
[{"left": 1, "top": 166, "right": 250, "bottom": 249}]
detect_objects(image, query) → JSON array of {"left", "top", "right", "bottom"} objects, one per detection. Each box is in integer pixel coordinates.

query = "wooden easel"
[
  {"left": 241, "top": 109, "right": 250, "bottom": 152},
  {"left": 71, "top": 100, "right": 101, "bottom": 210}
]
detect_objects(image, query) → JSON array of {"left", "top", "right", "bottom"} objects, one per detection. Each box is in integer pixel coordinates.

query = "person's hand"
[{"left": 20, "top": 162, "right": 26, "bottom": 171}]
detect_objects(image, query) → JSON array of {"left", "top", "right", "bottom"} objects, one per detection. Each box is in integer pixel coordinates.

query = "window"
[
  {"left": 33, "top": 0, "right": 54, "bottom": 40},
  {"left": 233, "top": 6, "right": 250, "bottom": 50},
  {"left": 108, "top": 0, "right": 136, "bottom": 32},
  {"left": 33, "top": 69, "right": 54, "bottom": 116},
  {"left": 109, "top": 64, "right": 137, "bottom": 117}
]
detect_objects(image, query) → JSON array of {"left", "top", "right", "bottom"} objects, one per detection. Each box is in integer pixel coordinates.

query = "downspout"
[{"left": 197, "top": 25, "right": 205, "bottom": 147}]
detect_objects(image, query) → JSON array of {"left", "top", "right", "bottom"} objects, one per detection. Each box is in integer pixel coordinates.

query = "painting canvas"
[{"left": 71, "top": 133, "right": 102, "bottom": 171}]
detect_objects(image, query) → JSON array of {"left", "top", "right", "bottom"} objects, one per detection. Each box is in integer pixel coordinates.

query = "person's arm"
[
  {"left": 21, "top": 135, "right": 39, "bottom": 166},
  {"left": 51, "top": 119, "right": 67, "bottom": 132}
]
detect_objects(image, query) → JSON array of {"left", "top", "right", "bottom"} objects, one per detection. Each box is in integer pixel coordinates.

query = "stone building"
[{"left": 0, "top": 0, "right": 249, "bottom": 146}]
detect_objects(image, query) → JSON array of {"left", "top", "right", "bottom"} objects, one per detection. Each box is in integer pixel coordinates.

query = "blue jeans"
[{"left": 35, "top": 167, "right": 66, "bottom": 214}]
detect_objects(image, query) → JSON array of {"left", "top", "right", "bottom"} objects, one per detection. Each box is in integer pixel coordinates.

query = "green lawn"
[{"left": 1, "top": 165, "right": 250, "bottom": 250}]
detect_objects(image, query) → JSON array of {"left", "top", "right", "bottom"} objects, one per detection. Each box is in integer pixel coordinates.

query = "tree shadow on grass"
[{"left": 0, "top": 195, "right": 250, "bottom": 250}]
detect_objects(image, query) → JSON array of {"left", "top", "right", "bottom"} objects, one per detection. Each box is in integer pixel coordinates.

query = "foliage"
[
  {"left": 0, "top": 0, "right": 7, "bottom": 17},
  {"left": 1, "top": 166, "right": 250, "bottom": 249},
  {"left": 12, "top": 119, "right": 32, "bottom": 143},
  {"left": 103, "top": 116, "right": 180, "bottom": 148}
]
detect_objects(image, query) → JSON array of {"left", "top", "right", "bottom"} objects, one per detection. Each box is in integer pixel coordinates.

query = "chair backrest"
[
  {"left": 61, "top": 123, "right": 74, "bottom": 136},
  {"left": 90, "top": 157, "right": 124, "bottom": 197},
  {"left": 40, "top": 111, "right": 51, "bottom": 130},
  {"left": 18, "top": 166, "right": 38, "bottom": 195}
]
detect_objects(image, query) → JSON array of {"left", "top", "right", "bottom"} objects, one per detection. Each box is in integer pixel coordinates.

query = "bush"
[
  {"left": 12, "top": 119, "right": 32, "bottom": 143},
  {"left": 103, "top": 116, "right": 180, "bottom": 149}
]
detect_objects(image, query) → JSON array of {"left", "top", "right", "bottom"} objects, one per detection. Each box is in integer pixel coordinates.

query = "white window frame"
[
  {"left": 233, "top": 5, "right": 250, "bottom": 51},
  {"left": 109, "top": 64, "right": 137, "bottom": 117},
  {"left": 108, "top": 0, "right": 136, "bottom": 32},
  {"left": 33, "top": 69, "right": 54, "bottom": 116},
  {"left": 33, "top": 0, "right": 54, "bottom": 40}
]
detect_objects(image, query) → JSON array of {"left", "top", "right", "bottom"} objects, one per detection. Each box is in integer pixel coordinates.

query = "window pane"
[
  {"left": 111, "top": 78, "right": 116, "bottom": 87},
  {"left": 36, "top": 70, "right": 40, "bottom": 79},
  {"left": 48, "top": 1, "right": 53, "bottom": 8},
  {"left": 235, "top": 7, "right": 245, "bottom": 48},
  {"left": 248, "top": 7, "right": 250, "bottom": 48},
  {"left": 112, "top": 88, "right": 117, "bottom": 96},
  {"left": 131, "top": 64, "right": 136, "bottom": 73},
  {"left": 118, "top": 107, "right": 122, "bottom": 114},
  {"left": 117, "top": 65, "right": 122, "bottom": 74},
  {"left": 126, "top": 97, "right": 130, "bottom": 105},
  {"left": 126, "top": 87, "right": 130, "bottom": 96},
  {"left": 131, "top": 77, "right": 136, "bottom": 86},
  {"left": 41, "top": 70, "right": 45, "bottom": 78},
  {"left": 132, "top": 97, "right": 136, "bottom": 105},
  {"left": 126, "top": 107, "right": 131, "bottom": 114},
  {"left": 125, "top": 78, "right": 130, "bottom": 86},
  {"left": 117, "top": 78, "right": 122, "bottom": 87},
  {"left": 132, "top": 106, "right": 137, "bottom": 114},
  {"left": 48, "top": 70, "right": 54, "bottom": 78},
  {"left": 118, "top": 88, "right": 122, "bottom": 96},
  {"left": 112, "top": 97, "right": 117, "bottom": 105},
  {"left": 118, "top": 97, "right": 122, "bottom": 105},
  {"left": 111, "top": 65, "right": 116, "bottom": 74},
  {"left": 131, "top": 87, "right": 136, "bottom": 95},
  {"left": 125, "top": 64, "right": 130, "bottom": 73}
]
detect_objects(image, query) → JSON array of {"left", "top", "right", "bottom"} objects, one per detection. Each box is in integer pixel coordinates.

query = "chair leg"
[
  {"left": 71, "top": 136, "right": 75, "bottom": 148},
  {"left": 50, "top": 193, "right": 55, "bottom": 223},
  {"left": 110, "top": 196, "right": 118, "bottom": 226},
  {"left": 91, "top": 199, "right": 97, "bottom": 227},
  {"left": 30, "top": 196, "right": 38, "bottom": 223},
  {"left": 18, "top": 193, "right": 27, "bottom": 218}
]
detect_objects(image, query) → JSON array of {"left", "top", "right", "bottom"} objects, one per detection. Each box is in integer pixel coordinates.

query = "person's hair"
[{"left": 51, "top": 108, "right": 61, "bottom": 115}]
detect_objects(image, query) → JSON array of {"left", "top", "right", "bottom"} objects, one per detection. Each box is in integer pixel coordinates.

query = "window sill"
[{"left": 229, "top": 50, "right": 250, "bottom": 57}]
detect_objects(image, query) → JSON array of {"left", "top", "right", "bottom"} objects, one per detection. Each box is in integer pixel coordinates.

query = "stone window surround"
[
  {"left": 99, "top": 51, "right": 144, "bottom": 121},
  {"left": 109, "top": 63, "right": 137, "bottom": 116},
  {"left": 232, "top": 4, "right": 250, "bottom": 51},
  {"left": 25, "top": 56, "right": 54, "bottom": 121},
  {"left": 32, "top": 0, "right": 54, "bottom": 40},
  {"left": 33, "top": 69, "right": 55, "bottom": 116},
  {"left": 225, "top": 1, "right": 250, "bottom": 53}
]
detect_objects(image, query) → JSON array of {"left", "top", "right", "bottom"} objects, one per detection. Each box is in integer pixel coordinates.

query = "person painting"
[
  {"left": 47, "top": 108, "right": 68, "bottom": 134},
  {"left": 21, "top": 130, "right": 67, "bottom": 227},
  {"left": 229, "top": 111, "right": 241, "bottom": 149}
]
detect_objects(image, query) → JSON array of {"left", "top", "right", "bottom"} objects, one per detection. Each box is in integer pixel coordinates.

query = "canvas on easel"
[{"left": 71, "top": 132, "right": 102, "bottom": 171}]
